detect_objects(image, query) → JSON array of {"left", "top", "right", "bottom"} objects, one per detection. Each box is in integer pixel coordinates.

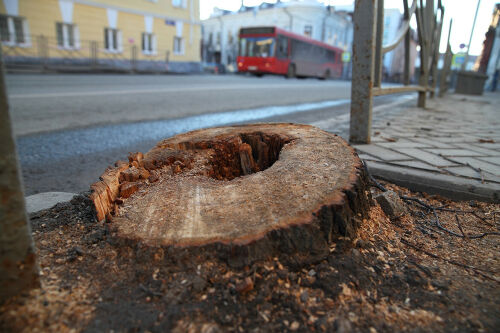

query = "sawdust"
[{"left": 1, "top": 182, "right": 499, "bottom": 332}]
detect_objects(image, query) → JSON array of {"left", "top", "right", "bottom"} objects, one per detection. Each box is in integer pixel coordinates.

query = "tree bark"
[
  {"left": 0, "top": 45, "right": 39, "bottom": 303},
  {"left": 91, "top": 124, "right": 371, "bottom": 267}
]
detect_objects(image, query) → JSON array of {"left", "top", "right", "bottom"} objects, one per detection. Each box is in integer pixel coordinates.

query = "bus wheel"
[
  {"left": 286, "top": 64, "right": 296, "bottom": 79},
  {"left": 319, "top": 69, "right": 330, "bottom": 80}
]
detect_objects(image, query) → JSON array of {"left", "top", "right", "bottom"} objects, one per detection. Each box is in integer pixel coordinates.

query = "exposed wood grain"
[{"left": 90, "top": 124, "right": 371, "bottom": 267}]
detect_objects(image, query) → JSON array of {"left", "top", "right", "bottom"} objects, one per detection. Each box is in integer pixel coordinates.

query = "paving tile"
[
  {"left": 353, "top": 145, "right": 410, "bottom": 161},
  {"left": 376, "top": 140, "right": 429, "bottom": 148},
  {"left": 476, "top": 134, "right": 500, "bottom": 140},
  {"left": 474, "top": 143, "right": 500, "bottom": 150},
  {"left": 357, "top": 153, "right": 382, "bottom": 162},
  {"left": 389, "top": 160, "right": 441, "bottom": 172},
  {"left": 479, "top": 131, "right": 500, "bottom": 138},
  {"left": 411, "top": 137, "right": 456, "bottom": 148},
  {"left": 392, "top": 148, "right": 457, "bottom": 167},
  {"left": 447, "top": 157, "right": 500, "bottom": 176},
  {"left": 445, "top": 166, "right": 500, "bottom": 183},
  {"left": 423, "top": 148, "right": 484, "bottom": 157},
  {"left": 458, "top": 145, "right": 499, "bottom": 156},
  {"left": 384, "top": 131, "right": 418, "bottom": 138},
  {"left": 427, "top": 136, "right": 469, "bottom": 144},
  {"left": 358, "top": 91, "right": 500, "bottom": 192},
  {"left": 370, "top": 135, "right": 385, "bottom": 142},
  {"left": 477, "top": 156, "right": 500, "bottom": 166},
  {"left": 459, "top": 135, "right": 497, "bottom": 143},
  {"left": 444, "top": 166, "right": 482, "bottom": 180}
]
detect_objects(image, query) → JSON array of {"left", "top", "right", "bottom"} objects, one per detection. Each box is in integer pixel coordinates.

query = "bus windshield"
[{"left": 239, "top": 37, "right": 275, "bottom": 58}]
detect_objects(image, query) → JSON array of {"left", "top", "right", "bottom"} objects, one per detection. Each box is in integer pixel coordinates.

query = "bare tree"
[{"left": 0, "top": 45, "right": 39, "bottom": 303}]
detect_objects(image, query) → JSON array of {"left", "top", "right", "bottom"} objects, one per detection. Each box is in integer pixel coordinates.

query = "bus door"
[{"left": 276, "top": 35, "right": 289, "bottom": 73}]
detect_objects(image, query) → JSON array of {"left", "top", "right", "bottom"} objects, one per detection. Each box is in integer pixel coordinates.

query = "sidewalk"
[{"left": 354, "top": 92, "right": 500, "bottom": 202}]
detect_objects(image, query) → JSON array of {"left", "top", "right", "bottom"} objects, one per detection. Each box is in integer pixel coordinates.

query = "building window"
[
  {"left": 173, "top": 36, "right": 184, "bottom": 54},
  {"left": 172, "top": 0, "right": 187, "bottom": 8},
  {"left": 304, "top": 25, "right": 312, "bottom": 38},
  {"left": 0, "top": 16, "right": 10, "bottom": 42},
  {"left": 56, "top": 22, "right": 79, "bottom": 49},
  {"left": 104, "top": 27, "right": 122, "bottom": 52},
  {"left": 142, "top": 32, "right": 156, "bottom": 54},
  {"left": 0, "top": 14, "right": 29, "bottom": 45}
]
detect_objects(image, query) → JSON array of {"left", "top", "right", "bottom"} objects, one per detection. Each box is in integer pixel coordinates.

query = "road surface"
[
  {"left": 6, "top": 74, "right": 414, "bottom": 195},
  {"left": 7, "top": 74, "right": 352, "bottom": 136}
]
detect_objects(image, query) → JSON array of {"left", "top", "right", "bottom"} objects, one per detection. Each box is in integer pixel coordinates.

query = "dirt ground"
[{"left": 1, "top": 181, "right": 499, "bottom": 333}]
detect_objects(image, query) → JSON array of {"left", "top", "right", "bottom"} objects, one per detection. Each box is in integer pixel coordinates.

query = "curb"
[
  {"left": 25, "top": 192, "right": 77, "bottom": 214},
  {"left": 365, "top": 160, "right": 500, "bottom": 203}
]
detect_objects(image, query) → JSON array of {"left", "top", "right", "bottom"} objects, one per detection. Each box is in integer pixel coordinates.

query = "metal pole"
[
  {"left": 461, "top": 0, "right": 481, "bottom": 71},
  {"left": 430, "top": 7, "right": 444, "bottom": 98},
  {"left": 403, "top": 0, "right": 410, "bottom": 85},
  {"left": 131, "top": 45, "right": 137, "bottom": 73},
  {"left": 0, "top": 43, "right": 39, "bottom": 304},
  {"left": 36, "top": 35, "right": 43, "bottom": 69},
  {"left": 38, "top": 35, "right": 48, "bottom": 71},
  {"left": 374, "top": 0, "right": 384, "bottom": 87},
  {"left": 90, "top": 41, "right": 98, "bottom": 69},
  {"left": 166, "top": 50, "right": 170, "bottom": 72},
  {"left": 424, "top": 0, "right": 435, "bottom": 78},
  {"left": 349, "top": 0, "right": 377, "bottom": 144},
  {"left": 89, "top": 40, "right": 93, "bottom": 67},
  {"left": 416, "top": 4, "right": 427, "bottom": 108}
]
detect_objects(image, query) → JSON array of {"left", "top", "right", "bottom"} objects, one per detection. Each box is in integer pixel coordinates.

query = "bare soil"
[{"left": 1, "top": 182, "right": 499, "bottom": 333}]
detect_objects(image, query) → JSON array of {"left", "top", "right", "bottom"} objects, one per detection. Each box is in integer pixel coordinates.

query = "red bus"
[{"left": 237, "top": 26, "right": 343, "bottom": 79}]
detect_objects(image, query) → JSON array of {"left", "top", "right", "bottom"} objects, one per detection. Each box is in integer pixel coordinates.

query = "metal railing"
[
  {"left": 349, "top": 0, "right": 454, "bottom": 144},
  {"left": 1, "top": 35, "right": 175, "bottom": 73}
]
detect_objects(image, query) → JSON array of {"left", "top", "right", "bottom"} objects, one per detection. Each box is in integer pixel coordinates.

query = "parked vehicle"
[{"left": 237, "top": 26, "right": 343, "bottom": 79}]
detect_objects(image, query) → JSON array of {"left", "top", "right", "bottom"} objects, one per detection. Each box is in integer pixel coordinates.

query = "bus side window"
[
  {"left": 277, "top": 36, "right": 288, "bottom": 59},
  {"left": 291, "top": 39, "right": 297, "bottom": 59},
  {"left": 295, "top": 40, "right": 308, "bottom": 61},
  {"left": 318, "top": 47, "right": 326, "bottom": 63},
  {"left": 312, "top": 45, "right": 319, "bottom": 62},
  {"left": 316, "top": 46, "right": 323, "bottom": 63}
]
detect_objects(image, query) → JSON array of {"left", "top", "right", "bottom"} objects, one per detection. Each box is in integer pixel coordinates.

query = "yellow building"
[{"left": 0, "top": 0, "right": 201, "bottom": 72}]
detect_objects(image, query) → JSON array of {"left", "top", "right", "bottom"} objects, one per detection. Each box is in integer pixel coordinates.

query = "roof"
[
  {"left": 239, "top": 26, "right": 344, "bottom": 52},
  {"left": 210, "top": 0, "right": 325, "bottom": 18}
]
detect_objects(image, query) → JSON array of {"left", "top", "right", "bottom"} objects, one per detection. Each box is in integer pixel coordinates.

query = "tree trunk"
[
  {"left": 0, "top": 45, "right": 39, "bottom": 304},
  {"left": 91, "top": 124, "right": 371, "bottom": 267}
]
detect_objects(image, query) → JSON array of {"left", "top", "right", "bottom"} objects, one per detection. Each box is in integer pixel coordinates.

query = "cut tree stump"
[{"left": 90, "top": 124, "right": 371, "bottom": 267}]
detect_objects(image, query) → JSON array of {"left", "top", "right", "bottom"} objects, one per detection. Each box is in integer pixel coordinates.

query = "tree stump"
[{"left": 90, "top": 124, "right": 371, "bottom": 267}]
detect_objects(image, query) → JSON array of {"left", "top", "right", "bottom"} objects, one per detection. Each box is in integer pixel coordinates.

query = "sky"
[{"left": 200, "top": 0, "right": 498, "bottom": 56}]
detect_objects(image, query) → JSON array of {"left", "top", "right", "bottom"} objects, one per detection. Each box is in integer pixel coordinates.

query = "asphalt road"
[
  {"left": 7, "top": 74, "right": 352, "bottom": 136},
  {"left": 6, "top": 74, "right": 414, "bottom": 195}
]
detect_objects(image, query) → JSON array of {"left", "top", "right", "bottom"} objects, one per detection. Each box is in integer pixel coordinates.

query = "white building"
[
  {"left": 382, "top": 8, "right": 403, "bottom": 78},
  {"left": 309, "top": 3, "right": 405, "bottom": 79},
  {"left": 201, "top": 0, "right": 353, "bottom": 70}
]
